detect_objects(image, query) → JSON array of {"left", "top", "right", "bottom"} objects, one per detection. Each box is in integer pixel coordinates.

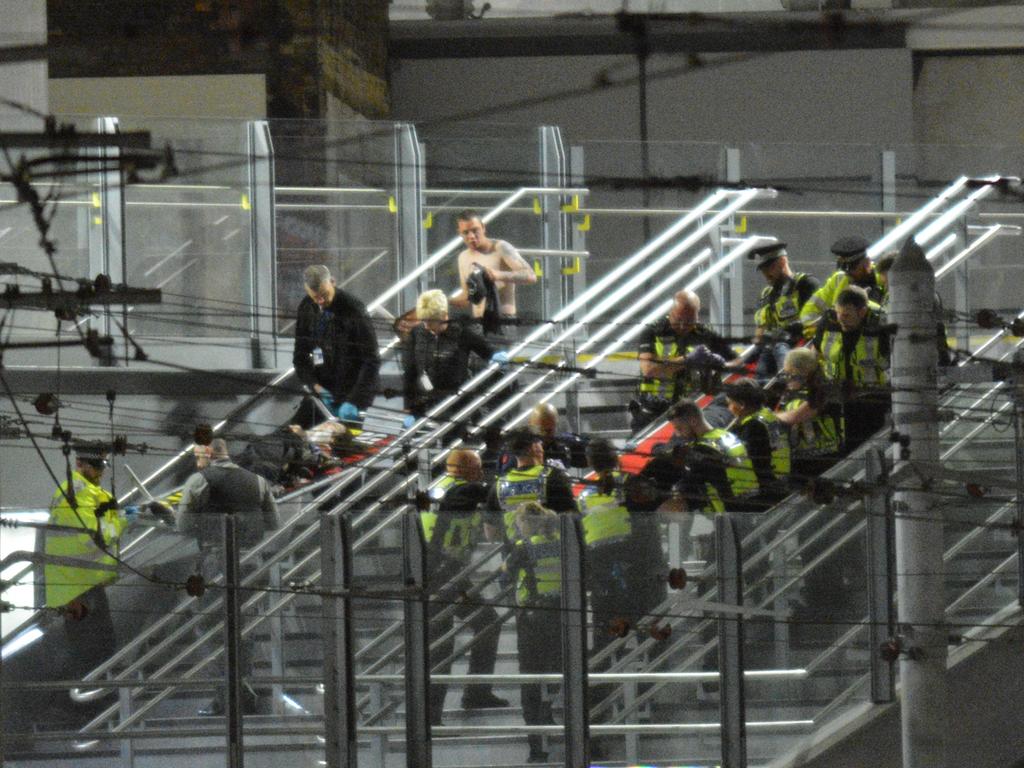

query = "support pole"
[
  {"left": 716, "top": 514, "right": 747, "bottom": 768},
  {"left": 560, "top": 514, "right": 589, "bottom": 768},
  {"left": 890, "top": 237, "right": 946, "bottom": 768},
  {"left": 322, "top": 513, "right": 357, "bottom": 768},
  {"left": 246, "top": 120, "right": 277, "bottom": 369},
  {"left": 864, "top": 448, "right": 895, "bottom": 703},
  {"left": 1013, "top": 349, "right": 1024, "bottom": 607},
  {"left": 538, "top": 125, "right": 568, "bottom": 323},
  {"left": 394, "top": 124, "right": 425, "bottom": 315},
  {"left": 222, "top": 515, "right": 245, "bottom": 768},
  {"left": 403, "top": 510, "right": 432, "bottom": 768}
]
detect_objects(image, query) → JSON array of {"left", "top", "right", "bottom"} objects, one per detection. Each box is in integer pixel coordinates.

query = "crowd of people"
[{"left": 42, "top": 210, "right": 915, "bottom": 760}]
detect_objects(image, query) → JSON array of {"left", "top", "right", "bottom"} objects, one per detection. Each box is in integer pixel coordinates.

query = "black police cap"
[
  {"left": 748, "top": 242, "right": 787, "bottom": 270},
  {"left": 505, "top": 426, "right": 541, "bottom": 455},
  {"left": 723, "top": 378, "right": 765, "bottom": 408},
  {"left": 831, "top": 236, "right": 869, "bottom": 267}
]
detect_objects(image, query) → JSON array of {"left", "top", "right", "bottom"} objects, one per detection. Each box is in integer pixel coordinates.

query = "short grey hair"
[
  {"left": 209, "top": 438, "right": 230, "bottom": 460},
  {"left": 303, "top": 265, "right": 332, "bottom": 292}
]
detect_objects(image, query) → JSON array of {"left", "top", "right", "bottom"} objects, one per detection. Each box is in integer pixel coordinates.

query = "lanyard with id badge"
[{"left": 313, "top": 309, "right": 333, "bottom": 368}]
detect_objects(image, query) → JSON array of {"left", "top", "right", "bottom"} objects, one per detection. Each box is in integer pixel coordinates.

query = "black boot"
[{"left": 527, "top": 734, "right": 548, "bottom": 763}]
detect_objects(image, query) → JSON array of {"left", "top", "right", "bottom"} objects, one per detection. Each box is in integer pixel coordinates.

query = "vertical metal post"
[
  {"left": 1013, "top": 349, "right": 1024, "bottom": 607},
  {"left": 538, "top": 125, "right": 568, "bottom": 323},
  {"left": 269, "top": 562, "right": 284, "bottom": 715},
  {"left": 564, "top": 145, "right": 587, "bottom": 431},
  {"left": 246, "top": 120, "right": 278, "bottom": 369},
  {"left": 881, "top": 150, "right": 897, "bottom": 235},
  {"left": 393, "top": 123, "right": 425, "bottom": 315},
  {"left": 223, "top": 515, "right": 245, "bottom": 768},
  {"left": 864, "top": 448, "right": 895, "bottom": 703},
  {"left": 322, "top": 512, "right": 357, "bottom": 768},
  {"left": 403, "top": 510, "right": 432, "bottom": 768},
  {"left": 716, "top": 513, "right": 747, "bottom": 768},
  {"left": 118, "top": 684, "right": 135, "bottom": 767},
  {"left": 725, "top": 148, "right": 744, "bottom": 336},
  {"left": 560, "top": 514, "right": 589, "bottom": 768},
  {"left": 890, "top": 238, "right": 946, "bottom": 768},
  {"left": 88, "top": 117, "right": 125, "bottom": 363},
  {"left": 953, "top": 250, "right": 970, "bottom": 353}
]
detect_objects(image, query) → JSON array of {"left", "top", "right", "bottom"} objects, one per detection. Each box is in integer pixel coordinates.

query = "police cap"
[
  {"left": 748, "top": 242, "right": 787, "bottom": 270},
  {"left": 75, "top": 440, "right": 109, "bottom": 467},
  {"left": 831, "top": 236, "right": 869, "bottom": 269}
]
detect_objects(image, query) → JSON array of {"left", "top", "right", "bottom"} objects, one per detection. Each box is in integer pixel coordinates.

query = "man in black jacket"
[{"left": 293, "top": 265, "right": 380, "bottom": 427}]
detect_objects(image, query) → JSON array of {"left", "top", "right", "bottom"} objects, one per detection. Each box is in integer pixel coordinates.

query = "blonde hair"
[
  {"left": 784, "top": 347, "right": 818, "bottom": 376},
  {"left": 416, "top": 289, "right": 449, "bottom": 321},
  {"left": 515, "top": 501, "right": 558, "bottom": 538}
]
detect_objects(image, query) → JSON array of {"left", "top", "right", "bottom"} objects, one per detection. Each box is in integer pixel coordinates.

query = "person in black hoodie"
[{"left": 293, "top": 265, "right": 380, "bottom": 427}]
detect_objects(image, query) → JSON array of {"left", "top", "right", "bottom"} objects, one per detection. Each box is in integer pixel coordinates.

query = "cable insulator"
[
  {"left": 34, "top": 393, "right": 59, "bottom": 415},
  {"left": 975, "top": 309, "right": 1001, "bottom": 330},
  {"left": 185, "top": 574, "right": 206, "bottom": 598},
  {"left": 607, "top": 617, "right": 631, "bottom": 638},
  {"left": 648, "top": 624, "right": 672, "bottom": 642},
  {"left": 666, "top": 568, "right": 687, "bottom": 590},
  {"left": 879, "top": 638, "right": 901, "bottom": 663}
]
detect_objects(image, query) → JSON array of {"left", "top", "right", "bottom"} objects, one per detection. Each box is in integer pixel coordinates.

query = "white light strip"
[
  {"left": 914, "top": 178, "right": 1000, "bottom": 246},
  {"left": 866, "top": 175, "right": 969, "bottom": 258},
  {"left": 1, "top": 627, "right": 42, "bottom": 660},
  {"left": 924, "top": 232, "right": 958, "bottom": 262},
  {"left": 935, "top": 225, "right": 1002, "bottom": 280}
]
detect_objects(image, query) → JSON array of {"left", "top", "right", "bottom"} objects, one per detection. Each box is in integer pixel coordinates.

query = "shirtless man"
[{"left": 449, "top": 209, "right": 536, "bottom": 318}]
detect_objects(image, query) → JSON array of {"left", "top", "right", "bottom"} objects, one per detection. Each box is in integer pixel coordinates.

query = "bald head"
[
  {"left": 668, "top": 290, "right": 700, "bottom": 334},
  {"left": 528, "top": 403, "right": 559, "bottom": 439},
  {"left": 445, "top": 448, "right": 482, "bottom": 482}
]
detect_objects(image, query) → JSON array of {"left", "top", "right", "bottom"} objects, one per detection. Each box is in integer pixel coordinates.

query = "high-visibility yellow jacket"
[
  {"left": 45, "top": 472, "right": 126, "bottom": 607},
  {"left": 799, "top": 270, "right": 886, "bottom": 335},
  {"left": 577, "top": 471, "right": 631, "bottom": 547}
]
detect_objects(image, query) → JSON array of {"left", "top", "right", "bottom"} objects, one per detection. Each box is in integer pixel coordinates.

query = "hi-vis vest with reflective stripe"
[
  {"left": 754, "top": 273, "right": 808, "bottom": 330},
  {"left": 799, "top": 270, "right": 886, "bottom": 333},
  {"left": 695, "top": 428, "right": 759, "bottom": 513},
  {"left": 639, "top": 334, "right": 704, "bottom": 400},
  {"left": 576, "top": 472, "right": 632, "bottom": 547},
  {"left": 45, "top": 471, "right": 126, "bottom": 607},
  {"left": 421, "top": 474, "right": 479, "bottom": 561},
  {"left": 495, "top": 464, "right": 551, "bottom": 540},
  {"left": 783, "top": 392, "right": 840, "bottom": 456},
  {"left": 514, "top": 533, "right": 562, "bottom": 606},
  {"left": 738, "top": 407, "right": 791, "bottom": 479},
  {"left": 818, "top": 310, "right": 888, "bottom": 387}
]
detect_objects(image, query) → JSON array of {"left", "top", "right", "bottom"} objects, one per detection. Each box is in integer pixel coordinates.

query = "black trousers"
[
  {"left": 516, "top": 604, "right": 562, "bottom": 727},
  {"left": 428, "top": 577, "right": 501, "bottom": 722},
  {"left": 61, "top": 584, "right": 116, "bottom": 682}
]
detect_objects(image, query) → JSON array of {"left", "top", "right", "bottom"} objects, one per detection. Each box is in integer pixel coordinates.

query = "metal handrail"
[
  {"left": 594, "top": 321, "right": 1024, "bottom": 724},
  {"left": 61, "top": 187, "right": 766, "bottom": 736}
]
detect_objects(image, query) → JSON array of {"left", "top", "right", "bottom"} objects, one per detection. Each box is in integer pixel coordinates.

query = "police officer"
[
  {"left": 799, "top": 236, "right": 886, "bottom": 336},
  {"left": 422, "top": 449, "right": 507, "bottom": 723},
  {"left": 45, "top": 442, "right": 129, "bottom": 688},
  {"left": 527, "top": 402, "right": 589, "bottom": 471},
  {"left": 813, "top": 285, "right": 892, "bottom": 453},
  {"left": 776, "top": 348, "right": 842, "bottom": 482},
  {"left": 485, "top": 427, "right": 575, "bottom": 549},
  {"left": 663, "top": 399, "right": 760, "bottom": 515},
  {"left": 501, "top": 502, "right": 562, "bottom": 764},
  {"left": 631, "top": 290, "right": 734, "bottom": 434},
  {"left": 177, "top": 438, "right": 281, "bottom": 716},
  {"left": 724, "top": 379, "right": 791, "bottom": 504},
  {"left": 730, "top": 242, "right": 818, "bottom": 381}
]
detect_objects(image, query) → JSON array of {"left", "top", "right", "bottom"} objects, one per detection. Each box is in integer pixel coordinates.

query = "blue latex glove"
[
  {"left": 337, "top": 402, "right": 360, "bottom": 422},
  {"left": 402, "top": 414, "right": 417, "bottom": 430},
  {"left": 123, "top": 505, "right": 140, "bottom": 521},
  {"left": 490, "top": 350, "right": 510, "bottom": 367}
]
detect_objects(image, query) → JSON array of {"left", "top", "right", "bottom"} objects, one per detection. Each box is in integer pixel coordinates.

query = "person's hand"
[
  {"left": 337, "top": 402, "right": 360, "bottom": 422},
  {"left": 318, "top": 389, "right": 335, "bottom": 411},
  {"left": 148, "top": 501, "right": 175, "bottom": 525},
  {"left": 123, "top": 505, "right": 140, "bottom": 521},
  {"left": 484, "top": 265, "right": 499, "bottom": 282},
  {"left": 490, "top": 350, "right": 510, "bottom": 367},
  {"left": 402, "top": 414, "right": 418, "bottom": 430}
]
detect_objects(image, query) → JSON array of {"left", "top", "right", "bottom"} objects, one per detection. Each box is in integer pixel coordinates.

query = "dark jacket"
[
  {"left": 293, "top": 289, "right": 380, "bottom": 409},
  {"left": 402, "top": 319, "right": 494, "bottom": 416}
]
